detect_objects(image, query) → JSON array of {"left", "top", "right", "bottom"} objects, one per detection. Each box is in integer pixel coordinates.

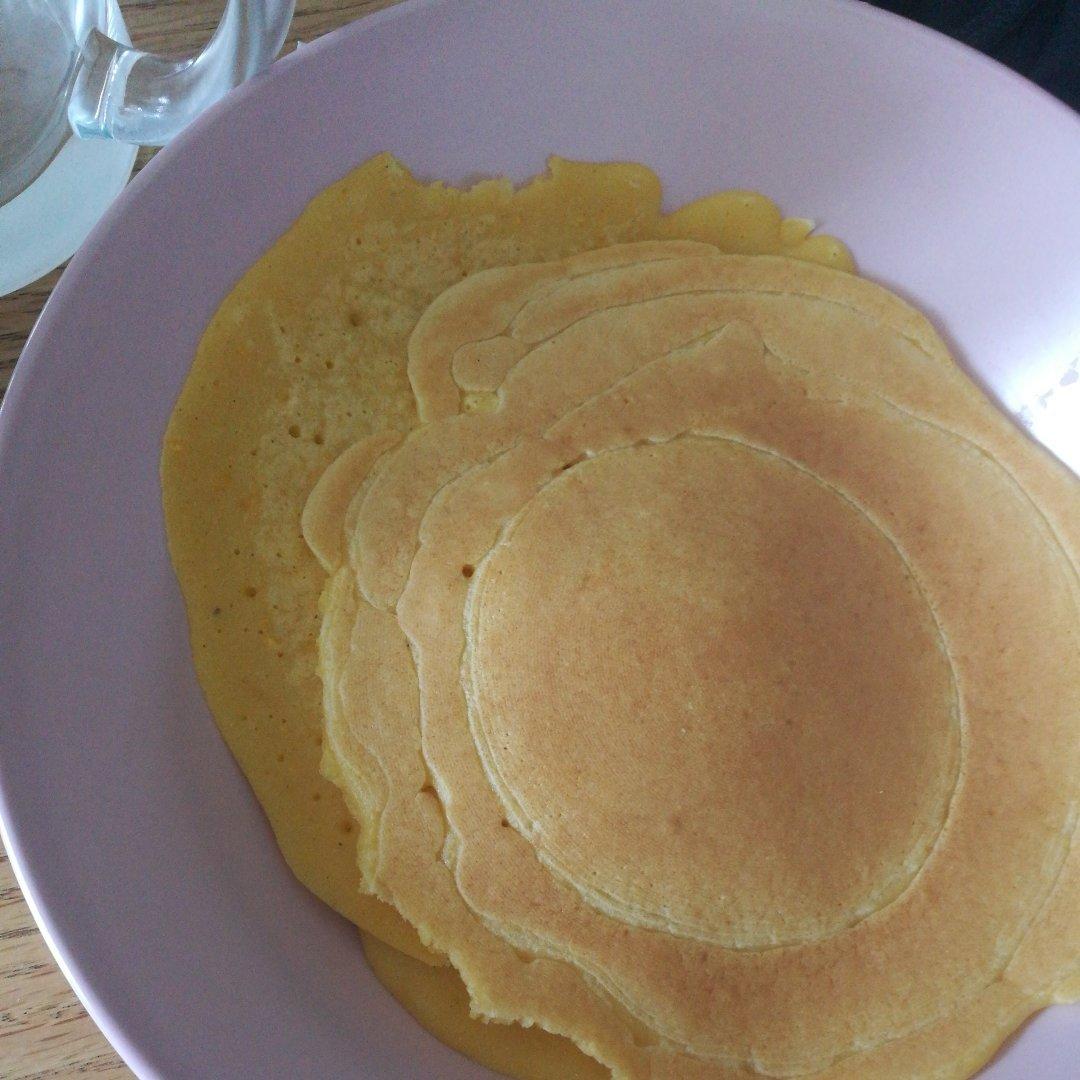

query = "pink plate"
[{"left": 0, "top": 1, "right": 1077, "bottom": 1076}]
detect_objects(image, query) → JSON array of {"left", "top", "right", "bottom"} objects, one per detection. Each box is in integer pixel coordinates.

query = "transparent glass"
[{"left": 0, "top": 0, "right": 294, "bottom": 295}]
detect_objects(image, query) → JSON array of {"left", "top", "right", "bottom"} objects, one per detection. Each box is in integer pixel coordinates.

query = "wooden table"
[{"left": 0, "top": 3, "right": 396, "bottom": 1075}]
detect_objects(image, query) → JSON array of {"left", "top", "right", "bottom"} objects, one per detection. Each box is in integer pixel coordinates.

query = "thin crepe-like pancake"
[
  {"left": 464, "top": 437, "right": 959, "bottom": 948},
  {"left": 315, "top": 302, "right": 1075, "bottom": 1071},
  {"left": 162, "top": 154, "right": 847, "bottom": 966},
  {"left": 412, "top": 356, "right": 1071, "bottom": 1054}
]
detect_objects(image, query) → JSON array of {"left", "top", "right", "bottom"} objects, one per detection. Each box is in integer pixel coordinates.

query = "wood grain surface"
[{"left": 0, "top": 3, "right": 398, "bottom": 1076}]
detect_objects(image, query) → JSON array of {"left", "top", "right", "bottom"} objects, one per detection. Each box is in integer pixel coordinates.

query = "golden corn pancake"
[
  {"left": 311, "top": 251, "right": 1077, "bottom": 1075},
  {"left": 162, "top": 153, "right": 852, "bottom": 1075},
  {"left": 164, "top": 153, "right": 1078, "bottom": 1079}
]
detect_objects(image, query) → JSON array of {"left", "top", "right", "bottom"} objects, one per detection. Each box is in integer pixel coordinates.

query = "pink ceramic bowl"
[{"left": 1, "top": 2, "right": 1077, "bottom": 1076}]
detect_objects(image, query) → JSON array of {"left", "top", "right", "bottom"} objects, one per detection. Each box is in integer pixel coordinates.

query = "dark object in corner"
[{"left": 872, "top": 0, "right": 1080, "bottom": 110}]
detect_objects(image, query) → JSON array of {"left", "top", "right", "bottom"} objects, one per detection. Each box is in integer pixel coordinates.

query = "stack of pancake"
[
  {"left": 162, "top": 155, "right": 1078, "bottom": 1078},
  {"left": 304, "top": 246, "right": 1079, "bottom": 1077}
]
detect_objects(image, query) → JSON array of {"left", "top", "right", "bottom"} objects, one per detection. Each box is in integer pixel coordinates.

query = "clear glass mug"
[{"left": 0, "top": 0, "right": 294, "bottom": 296}]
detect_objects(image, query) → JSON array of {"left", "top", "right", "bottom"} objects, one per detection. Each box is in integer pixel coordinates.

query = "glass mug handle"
[{"left": 70, "top": 0, "right": 296, "bottom": 144}]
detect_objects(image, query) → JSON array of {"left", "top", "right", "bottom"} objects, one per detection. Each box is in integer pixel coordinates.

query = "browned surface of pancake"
[{"left": 314, "top": 251, "right": 1078, "bottom": 1077}]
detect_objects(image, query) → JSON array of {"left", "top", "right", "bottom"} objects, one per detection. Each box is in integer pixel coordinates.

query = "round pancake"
[
  {"left": 311, "top": 248, "right": 1071, "bottom": 1067},
  {"left": 317, "top": 285, "right": 1071, "bottom": 1071},
  {"left": 388, "top": 328, "right": 1077, "bottom": 1073},
  {"left": 162, "top": 153, "right": 847, "bottom": 968},
  {"left": 466, "top": 436, "right": 959, "bottom": 949}
]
